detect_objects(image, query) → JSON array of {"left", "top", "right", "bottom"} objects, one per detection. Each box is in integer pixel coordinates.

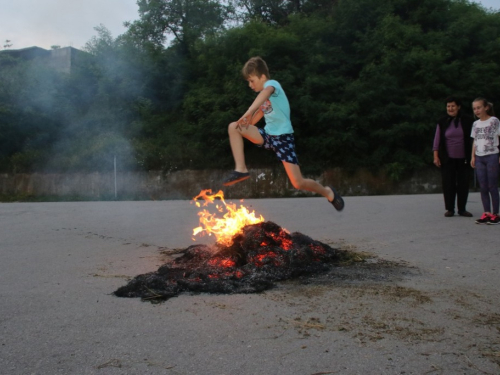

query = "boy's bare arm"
[
  {"left": 249, "top": 108, "right": 264, "bottom": 125},
  {"left": 237, "top": 86, "right": 275, "bottom": 128}
]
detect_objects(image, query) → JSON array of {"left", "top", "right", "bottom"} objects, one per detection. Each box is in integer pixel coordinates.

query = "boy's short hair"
[{"left": 242, "top": 57, "right": 270, "bottom": 79}]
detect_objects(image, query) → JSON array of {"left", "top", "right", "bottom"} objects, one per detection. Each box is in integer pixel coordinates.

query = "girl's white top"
[{"left": 471, "top": 116, "right": 500, "bottom": 156}]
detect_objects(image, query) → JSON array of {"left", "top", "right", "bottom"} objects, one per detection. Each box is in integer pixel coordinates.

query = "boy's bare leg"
[
  {"left": 228, "top": 122, "right": 264, "bottom": 172},
  {"left": 282, "top": 162, "right": 335, "bottom": 201}
]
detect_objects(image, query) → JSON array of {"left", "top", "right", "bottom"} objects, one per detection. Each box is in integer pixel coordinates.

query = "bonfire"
[{"left": 114, "top": 190, "right": 343, "bottom": 303}]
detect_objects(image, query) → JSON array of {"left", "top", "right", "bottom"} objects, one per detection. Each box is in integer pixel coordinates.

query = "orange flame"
[{"left": 192, "top": 189, "right": 264, "bottom": 246}]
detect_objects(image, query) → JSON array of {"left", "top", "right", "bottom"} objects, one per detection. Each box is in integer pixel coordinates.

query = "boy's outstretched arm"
[{"left": 237, "top": 86, "right": 274, "bottom": 128}]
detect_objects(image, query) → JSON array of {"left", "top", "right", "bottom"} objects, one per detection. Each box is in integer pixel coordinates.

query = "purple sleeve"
[{"left": 433, "top": 125, "right": 440, "bottom": 151}]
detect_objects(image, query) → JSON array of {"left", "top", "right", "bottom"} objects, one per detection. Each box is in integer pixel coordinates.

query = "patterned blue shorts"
[{"left": 258, "top": 128, "right": 299, "bottom": 165}]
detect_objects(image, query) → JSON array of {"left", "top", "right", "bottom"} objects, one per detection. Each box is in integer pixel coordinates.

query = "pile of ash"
[{"left": 114, "top": 221, "right": 345, "bottom": 303}]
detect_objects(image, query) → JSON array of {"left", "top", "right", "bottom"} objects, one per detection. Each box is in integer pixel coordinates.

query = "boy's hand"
[
  {"left": 236, "top": 114, "right": 251, "bottom": 130},
  {"left": 236, "top": 108, "right": 263, "bottom": 130}
]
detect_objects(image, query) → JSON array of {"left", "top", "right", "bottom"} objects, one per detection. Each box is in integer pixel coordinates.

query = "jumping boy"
[{"left": 223, "top": 56, "right": 344, "bottom": 211}]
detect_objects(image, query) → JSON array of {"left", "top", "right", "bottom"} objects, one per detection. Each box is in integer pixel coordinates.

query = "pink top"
[{"left": 433, "top": 120, "right": 466, "bottom": 158}]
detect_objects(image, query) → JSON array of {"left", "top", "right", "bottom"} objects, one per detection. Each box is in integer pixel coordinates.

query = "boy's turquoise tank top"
[{"left": 262, "top": 80, "right": 293, "bottom": 135}]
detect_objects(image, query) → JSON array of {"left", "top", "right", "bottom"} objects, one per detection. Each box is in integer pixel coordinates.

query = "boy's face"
[{"left": 246, "top": 74, "right": 267, "bottom": 92}]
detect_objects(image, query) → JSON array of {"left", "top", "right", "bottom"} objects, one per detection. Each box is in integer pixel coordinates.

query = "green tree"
[
  {"left": 2, "top": 0, "right": 500, "bottom": 177},
  {"left": 0, "top": 55, "right": 63, "bottom": 172},
  {"left": 126, "top": 0, "right": 233, "bottom": 56}
]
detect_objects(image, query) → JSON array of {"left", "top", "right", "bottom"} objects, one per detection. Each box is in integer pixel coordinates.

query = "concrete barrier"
[{"left": 0, "top": 168, "right": 443, "bottom": 200}]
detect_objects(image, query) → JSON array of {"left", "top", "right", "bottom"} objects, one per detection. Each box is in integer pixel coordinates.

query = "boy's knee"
[{"left": 228, "top": 122, "right": 239, "bottom": 133}]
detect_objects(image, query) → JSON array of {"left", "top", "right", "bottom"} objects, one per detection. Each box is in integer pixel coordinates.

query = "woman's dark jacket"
[{"left": 437, "top": 113, "right": 474, "bottom": 165}]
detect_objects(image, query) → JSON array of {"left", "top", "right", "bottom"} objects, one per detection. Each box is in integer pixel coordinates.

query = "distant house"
[{"left": 0, "top": 46, "right": 89, "bottom": 74}]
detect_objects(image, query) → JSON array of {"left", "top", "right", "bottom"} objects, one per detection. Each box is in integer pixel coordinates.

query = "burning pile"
[
  {"left": 114, "top": 190, "right": 343, "bottom": 303},
  {"left": 191, "top": 189, "right": 264, "bottom": 246}
]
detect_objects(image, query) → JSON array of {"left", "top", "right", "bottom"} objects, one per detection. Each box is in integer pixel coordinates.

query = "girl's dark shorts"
[{"left": 258, "top": 128, "right": 299, "bottom": 165}]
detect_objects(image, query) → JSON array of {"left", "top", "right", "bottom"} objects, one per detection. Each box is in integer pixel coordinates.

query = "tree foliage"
[
  {"left": 127, "top": 0, "right": 233, "bottom": 55},
  {"left": 1, "top": 0, "right": 499, "bottom": 177}
]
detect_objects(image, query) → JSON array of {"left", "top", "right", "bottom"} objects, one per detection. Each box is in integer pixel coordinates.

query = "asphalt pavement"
[{"left": 1, "top": 193, "right": 499, "bottom": 374}]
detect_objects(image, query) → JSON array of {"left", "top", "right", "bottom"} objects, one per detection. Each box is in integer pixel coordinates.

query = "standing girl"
[{"left": 470, "top": 98, "right": 500, "bottom": 224}]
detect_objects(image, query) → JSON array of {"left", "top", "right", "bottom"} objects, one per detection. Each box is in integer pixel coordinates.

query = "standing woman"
[
  {"left": 470, "top": 98, "right": 500, "bottom": 225},
  {"left": 433, "top": 97, "right": 474, "bottom": 217}
]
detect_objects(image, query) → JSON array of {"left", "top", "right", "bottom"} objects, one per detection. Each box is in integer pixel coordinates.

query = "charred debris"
[{"left": 114, "top": 221, "right": 364, "bottom": 303}]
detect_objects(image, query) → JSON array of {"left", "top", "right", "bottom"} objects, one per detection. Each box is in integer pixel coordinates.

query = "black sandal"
[
  {"left": 329, "top": 186, "right": 344, "bottom": 211},
  {"left": 223, "top": 171, "right": 250, "bottom": 186}
]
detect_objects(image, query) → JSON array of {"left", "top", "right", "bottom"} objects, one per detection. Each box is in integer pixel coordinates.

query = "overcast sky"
[
  {"left": 1, "top": 0, "right": 139, "bottom": 50},
  {"left": 1, "top": 0, "right": 498, "bottom": 51}
]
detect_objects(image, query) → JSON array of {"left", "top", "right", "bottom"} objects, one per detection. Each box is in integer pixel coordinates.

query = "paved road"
[{"left": 1, "top": 193, "right": 499, "bottom": 374}]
